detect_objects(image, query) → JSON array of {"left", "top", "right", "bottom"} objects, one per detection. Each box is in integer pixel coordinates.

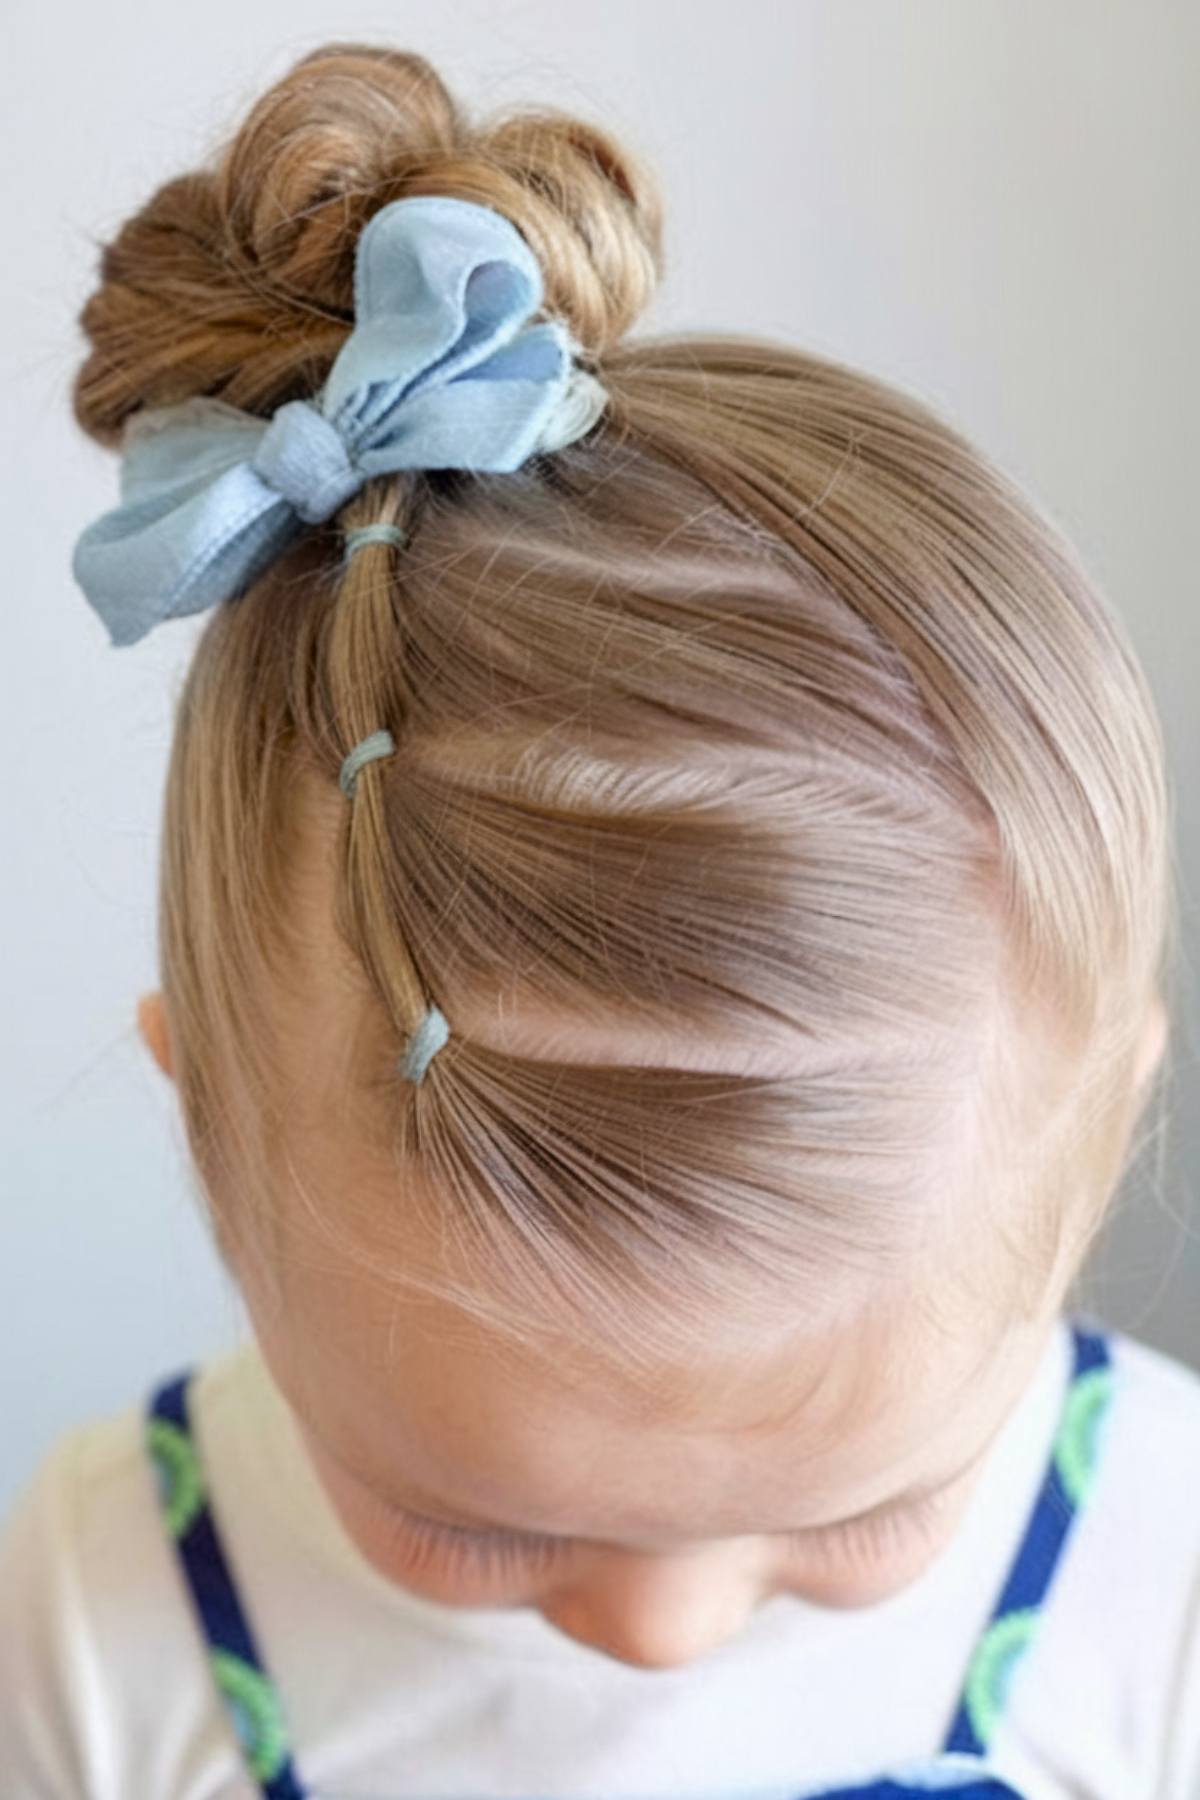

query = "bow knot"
[{"left": 249, "top": 400, "right": 364, "bottom": 525}]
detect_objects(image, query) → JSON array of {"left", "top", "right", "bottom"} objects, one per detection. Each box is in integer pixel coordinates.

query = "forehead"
[{"left": 247, "top": 1181, "right": 1033, "bottom": 1544}]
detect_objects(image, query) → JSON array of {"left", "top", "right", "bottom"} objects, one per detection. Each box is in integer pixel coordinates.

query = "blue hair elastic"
[
  {"left": 338, "top": 729, "right": 396, "bottom": 798},
  {"left": 342, "top": 521, "right": 408, "bottom": 564},
  {"left": 399, "top": 1003, "right": 451, "bottom": 1084}
]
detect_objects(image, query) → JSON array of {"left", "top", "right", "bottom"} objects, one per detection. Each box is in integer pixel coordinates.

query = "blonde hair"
[{"left": 73, "top": 43, "right": 1178, "bottom": 1383}]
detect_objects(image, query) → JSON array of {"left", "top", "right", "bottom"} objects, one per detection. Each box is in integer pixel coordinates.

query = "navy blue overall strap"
[
  {"left": 144, "top": 1317, "right": 1115, "bottom": 1799},
  {"left": 939, "top": 1319, "right": 1114, "bottom": 1755},
  {"left": 808, "top": 1776, "right": 1023, "bottom": 1798},
  {"left": 145, "top": 1370, "right": 307, "bottom": 1798},
  {"left": 803, "top": 1321, "right": 1115, "bottom": 1797}
]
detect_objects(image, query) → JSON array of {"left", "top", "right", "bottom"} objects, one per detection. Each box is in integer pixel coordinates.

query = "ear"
[
  {"left": 1133, "top": 992, "right": 1167, "bottom": 1090},
  {"left": 136, "top": 990, "right": 175, "bottom": 1083}
]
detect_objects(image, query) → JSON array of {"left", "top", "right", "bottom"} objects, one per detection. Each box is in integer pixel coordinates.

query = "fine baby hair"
[{"left": 69, "top": 41, "right": 1175, "bottom": 1389}]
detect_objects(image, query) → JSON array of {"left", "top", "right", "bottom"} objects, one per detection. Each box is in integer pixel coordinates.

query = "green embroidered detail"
[
  {"left": 211, "top": 1647, "right": 291, "bottom": 1781},
  {"left": 962, "top": 1605, "right": 1038, "bottom": 1747},
  {"left": 146, "top": 1416, "right": 205, "bottom": 1539},
  {"left": 1052, "top": 1365, "right": 1114, "bottom": 1507}
]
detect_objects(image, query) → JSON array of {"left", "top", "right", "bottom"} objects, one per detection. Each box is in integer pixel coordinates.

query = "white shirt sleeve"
[
  {"left": 1159, "top": 1540, "right": 1200, "bottom": 1800},
  {"left": 0, "top": 1430, "right": 113, "bottom": 1800}
]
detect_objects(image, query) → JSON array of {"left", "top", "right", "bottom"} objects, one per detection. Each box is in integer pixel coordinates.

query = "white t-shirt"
[{"left": 1, "top": 1312, "right": 1198, "bottom": 1800}]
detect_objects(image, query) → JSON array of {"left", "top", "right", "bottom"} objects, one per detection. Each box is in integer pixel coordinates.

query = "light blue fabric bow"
[{"left": 71, "top": 194, "right": 610, "bottom": 648}]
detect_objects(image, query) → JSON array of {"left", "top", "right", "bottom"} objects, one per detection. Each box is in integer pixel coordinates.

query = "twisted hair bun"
[{"left": 72, "top": 43, "right": 665, "bottom": 448}]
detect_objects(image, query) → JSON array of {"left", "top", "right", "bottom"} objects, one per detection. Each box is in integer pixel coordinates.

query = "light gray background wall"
[{"left": 2, "top": 0, "right": 1196, "bottom": 1515}]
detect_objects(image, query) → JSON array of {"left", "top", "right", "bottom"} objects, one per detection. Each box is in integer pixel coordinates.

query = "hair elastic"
[
  {"left": 399, "top": 1003, "right": 451, "bottom": 1084},
  {"left": 341, "top": 521, "right": 408, "bottom": 565},
  {"left": 339, "top": 729, "right": 396, "bottom": 798}
]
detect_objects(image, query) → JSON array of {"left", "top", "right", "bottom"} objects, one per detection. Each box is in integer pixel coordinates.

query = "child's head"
[{"left": 79, "top": 44, "right": 1173, "bottom": 1666}]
